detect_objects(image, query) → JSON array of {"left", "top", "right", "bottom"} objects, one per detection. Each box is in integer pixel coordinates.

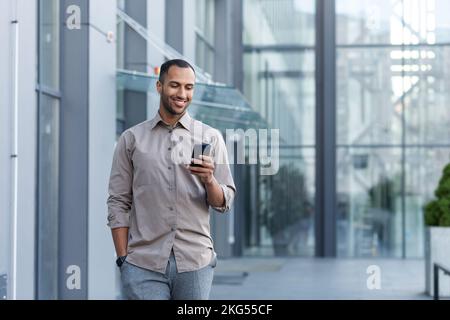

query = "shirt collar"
[
  {"left": 177, "top": 111, "right": 193, "bottom": 132},
  {"left": 149, "top": 111, "right": 193, "bottom": 132}
]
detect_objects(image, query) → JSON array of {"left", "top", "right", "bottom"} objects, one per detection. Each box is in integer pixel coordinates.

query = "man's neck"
[{"left": 158, "top": 108, "right": 185, "bottom": 127}]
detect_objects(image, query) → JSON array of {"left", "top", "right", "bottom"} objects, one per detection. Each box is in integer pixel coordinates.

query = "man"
[{"left": 107, "top": 59, "right": 236, "bottom": 300}]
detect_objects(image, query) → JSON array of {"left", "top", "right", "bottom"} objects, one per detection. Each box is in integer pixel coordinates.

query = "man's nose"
[{"left": 177, "top": 87, "right": 187, "bottom": 99}]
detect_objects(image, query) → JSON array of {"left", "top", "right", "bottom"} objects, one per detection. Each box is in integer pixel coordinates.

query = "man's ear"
[{"left": 156, "top": 80, "right": 162, "bottom": 94}]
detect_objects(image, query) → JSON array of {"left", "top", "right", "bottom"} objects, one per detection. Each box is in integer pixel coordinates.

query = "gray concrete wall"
[
  {"left": 0, "top": 0, "right": 38, "bottom": 299},
  {"left": 0, "top": 0, "right": 13, "bottom": 298},
  {"left": 15, "top": 0, "right": 37, "bottom": 300}
]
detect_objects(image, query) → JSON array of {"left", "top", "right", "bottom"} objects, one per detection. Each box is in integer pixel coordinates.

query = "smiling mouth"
[{"left": 171, "top": 98, "right": 187, "bottom": 108}]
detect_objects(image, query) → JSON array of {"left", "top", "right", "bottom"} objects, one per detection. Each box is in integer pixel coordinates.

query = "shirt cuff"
[
  {"left": 107, "top": 210, "right": 130, "bottom": 229},
  {"left": 211, "top": 184, "right": 235, "bottom": 213}
]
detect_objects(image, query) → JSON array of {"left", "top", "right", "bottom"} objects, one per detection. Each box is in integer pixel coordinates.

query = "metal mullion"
[
  {"left": 401, "top": 0, "right": 407, "bottom": 259},
  {"left": 315, "top": 0, "right": 336, "bottom": 257}
]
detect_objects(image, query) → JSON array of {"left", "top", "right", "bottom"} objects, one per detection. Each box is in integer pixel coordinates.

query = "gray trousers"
[{"left": 120, "top": 250, "right": 216, "bottom": 300}]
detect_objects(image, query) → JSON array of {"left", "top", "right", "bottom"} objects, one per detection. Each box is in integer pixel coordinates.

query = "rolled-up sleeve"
[
  {"left": 107, "top": 131, "right": 134, "bottom": 228},
  {"left": 210, "top": 131, "right": 236, "bottom": 213},
  {"left": 211, "top": 184, "right": 236, "bottom": 213}
]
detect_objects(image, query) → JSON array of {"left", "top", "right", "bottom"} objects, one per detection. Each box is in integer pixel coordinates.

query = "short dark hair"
[{"left": 158, "top": 59, "right": 196, "bottom": 83}]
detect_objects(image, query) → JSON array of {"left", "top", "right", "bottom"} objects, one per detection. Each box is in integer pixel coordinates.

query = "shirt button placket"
[{"left": 168, "top": 128, "right": 177, "bottom": 235}]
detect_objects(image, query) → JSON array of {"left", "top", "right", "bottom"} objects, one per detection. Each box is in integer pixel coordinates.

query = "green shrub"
[{"left": 424, "top": 164, "right": 450, "bottom": 227}]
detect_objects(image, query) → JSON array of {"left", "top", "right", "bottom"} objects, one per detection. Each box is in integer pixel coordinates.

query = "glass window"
[
  {"left": 253, "top": 148, "right": 316, "bottom": 256},
  {"left": 116, "top": 0, "right": 126, "bottom": 70},
  {"left": 39, "top": 0, "right": 60, "bottom": 89},
  {"left": 195, "top": 0, "right": 215, "bottom": 76},
  {"left": 37, "top": 0, "right": 60, "bottom": 299},
  {"left": 403, "top": 46, "right": 450, "bottom": 144},
  {"left": 337, "top": 148, "right": 402, "bottom": 257},
  {"left": 37, "top": 94, "right": 60, "bottom": 299},
  {"left": 244, "top": 51, "right": 315, "bottom": 146},
  {"left": 336, "top": 0, "right": 450, "bottom": 258},
  {"left": 337, "top": 47, "right": 403, "bottom": 145},
  {"left": 244, "top": 0, "right": 315, "bottom": 46},
  {"left": 337, "top": 0, "right": 450, "bottom": 45},
  {"left": 242, "top": 0, "right": 316, "bottom": 257}
]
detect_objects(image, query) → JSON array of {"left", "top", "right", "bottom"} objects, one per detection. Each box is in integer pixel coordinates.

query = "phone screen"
[{"left": 191, "top": 143, "right": 211, "bottom": 167}]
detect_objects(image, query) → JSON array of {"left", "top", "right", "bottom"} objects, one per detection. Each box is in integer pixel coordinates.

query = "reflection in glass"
[
  {"left": 195, "top": 0, "right": 215, "bottom": 76},
  {"left": 404, "top": 47, "right": 450, "bottom": 144},
  {"left": 337, "top": 0, "right": 450, "bottom": 258},
  {"left": 243, "top": 0, "right": 315, "bottom": 46},
  {"left": 337, "top": 48, "right": 402, "bottom": 145},
  {"left": 337, "top": 0, "right": 450, "bottom": 45},
  {"left": 39, "top": 0, "right": 59, "bottom": 89},
  {"left": 250, "top": 150, "right": 315, "bottom": 256},
  {"left": 242, "top": 0, "right": 316, "bottom": 256},
  {"left": 37, "top": 95, "right": 59, "bottom": 299},
  {"left": 116, "top": 0, "right": 125, "bottom": 70},
  {"left": 337, "top": 148, "right": 402, "bottom": 257},
  {"left": 37, "top": 0, "right": 60, "bottom": 299}
]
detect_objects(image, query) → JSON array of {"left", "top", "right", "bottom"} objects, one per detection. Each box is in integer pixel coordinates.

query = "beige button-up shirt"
[{"left": 107, "top": 111, "right": 236, "bottom": 273}]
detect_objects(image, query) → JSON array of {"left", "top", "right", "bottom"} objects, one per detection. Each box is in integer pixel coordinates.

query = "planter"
[{"left": 425, "top": 227, "right": 450, "bottom": 297}]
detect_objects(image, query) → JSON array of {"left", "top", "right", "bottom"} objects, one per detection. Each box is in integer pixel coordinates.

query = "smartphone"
[{"left": 191, "top": 143, "right": 212, "bottom": 167}]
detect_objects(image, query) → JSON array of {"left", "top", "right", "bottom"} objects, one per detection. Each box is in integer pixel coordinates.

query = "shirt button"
[
  {"left": 168, "top": 147, "right": 172, "bottom": 151},
  {"left": 169, "top": 207, "right": 174, "bottom": 211},
  {"left": 169, "top": 129, "right": 173, "bottom": 133},
  {"left": 168, "top": 166, "right": 172, "bottom": 170},
  {"left": 171, "top": 227, "right": 176, "bottom": 232}
]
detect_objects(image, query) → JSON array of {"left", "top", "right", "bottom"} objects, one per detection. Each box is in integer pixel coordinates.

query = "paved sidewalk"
[{"left": 210, "top": 257, "right": 433, "bottom": 300}]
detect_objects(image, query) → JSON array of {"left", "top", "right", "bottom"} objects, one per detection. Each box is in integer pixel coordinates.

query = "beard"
[{"left": 160, "top": 89, "right": 190, "bottom": 116}]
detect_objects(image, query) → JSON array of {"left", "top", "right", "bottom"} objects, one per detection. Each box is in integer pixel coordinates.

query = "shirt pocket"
[
  {"left": 132, "top": 149, "right": 161, "bottom": 187},
  {"left": 184, "top": 176, "right": 207, "bottom": 205}
]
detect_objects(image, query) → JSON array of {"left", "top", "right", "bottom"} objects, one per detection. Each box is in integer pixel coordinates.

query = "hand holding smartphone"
[{"left": 191, "top": 143, "right": 212, "bottom": 167}]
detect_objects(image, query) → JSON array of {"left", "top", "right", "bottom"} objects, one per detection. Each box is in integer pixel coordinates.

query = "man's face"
[{"left": 157, "top": 65, "right": 195, "bottom": 116}]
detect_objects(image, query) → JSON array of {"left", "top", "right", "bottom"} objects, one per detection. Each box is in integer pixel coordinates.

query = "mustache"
[{"left": 171, "top": 97, "right": 188, "bottom": 102}]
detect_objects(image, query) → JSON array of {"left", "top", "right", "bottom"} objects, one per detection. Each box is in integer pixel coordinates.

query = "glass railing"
[{"left": 116, "top": 69, "right": 268, "bottom": 132}]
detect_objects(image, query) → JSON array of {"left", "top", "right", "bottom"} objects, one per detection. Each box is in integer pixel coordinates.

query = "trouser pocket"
[{"left": 208, "top": 252, "right": 217, "bottom": 268}]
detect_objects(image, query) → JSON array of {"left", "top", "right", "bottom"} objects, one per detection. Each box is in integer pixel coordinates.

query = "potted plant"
[
  {"left": 424, "top": 163, "right": 450, "bottom": 297},
  {"left": 262, "top": 164, "right": 311, "bottom": 256}
]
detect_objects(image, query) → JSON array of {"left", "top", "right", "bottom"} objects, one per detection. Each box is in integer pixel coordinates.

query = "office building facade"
[{"left": 1, "top": 0, "right": 450, "bottom": 299}]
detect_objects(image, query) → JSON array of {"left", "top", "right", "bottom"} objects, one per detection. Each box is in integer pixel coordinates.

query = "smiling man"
[{"left": 107, "top": 59, "right": 236, "bottom": 300}]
